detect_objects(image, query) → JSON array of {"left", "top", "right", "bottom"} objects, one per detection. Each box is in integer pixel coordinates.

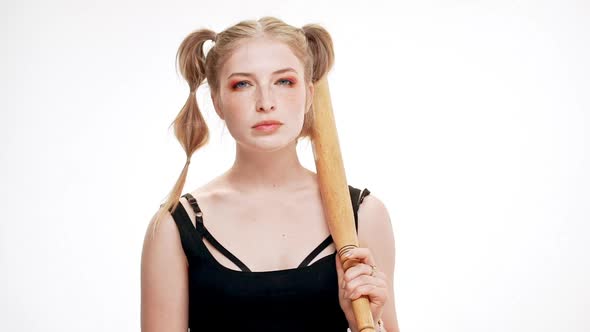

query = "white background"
[{"left": 1, "top": 0, "right": 588, "bottom": 331}]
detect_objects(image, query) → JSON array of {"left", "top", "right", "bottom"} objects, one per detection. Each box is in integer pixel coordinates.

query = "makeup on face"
[{"left": 226, "top": 67, "right": 300, "bottom": 91}]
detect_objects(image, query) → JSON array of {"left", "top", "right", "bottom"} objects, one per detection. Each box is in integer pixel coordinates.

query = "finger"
[
  {"left": 343, "top": 263, "right": 374, "bottom": 282},
  {"left": 343, "top": 247, "right": 376, "bottom": 266},
  {"left": 348, "top": 283, "right": 388, "bottom": 301},
  {"left": 344, "top": 274, "right": 387, "bottom": 295},
  {"left": 335, "top": 253, "right": 346, "bottom": 290}
]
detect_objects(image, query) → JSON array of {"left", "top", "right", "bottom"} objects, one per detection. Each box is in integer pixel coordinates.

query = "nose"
[{"left": 256, "top": 86, "right": 276, "bottom": 112}]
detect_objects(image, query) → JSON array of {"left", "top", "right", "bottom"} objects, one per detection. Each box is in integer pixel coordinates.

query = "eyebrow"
[{"left": 227, "top": 67, "right": 298, "bottom": 79}]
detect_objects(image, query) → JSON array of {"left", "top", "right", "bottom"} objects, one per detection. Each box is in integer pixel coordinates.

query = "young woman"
[{"left": 141, "top": 16, "right": 400, "bottom": 332}]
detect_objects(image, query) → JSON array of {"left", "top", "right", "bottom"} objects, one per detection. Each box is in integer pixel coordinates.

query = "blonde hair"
[{"left": 151, "top": 16, "right": 335, "bottom": 234}]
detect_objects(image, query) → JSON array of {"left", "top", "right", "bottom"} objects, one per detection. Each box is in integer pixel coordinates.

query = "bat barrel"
[{"left": 311, "top": 77, "right": 376, "bottom": 332}]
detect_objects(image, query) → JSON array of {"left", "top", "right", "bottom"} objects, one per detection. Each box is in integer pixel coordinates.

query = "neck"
[{"left": 225, "top": 140, "right": 312, "bottom": 193}]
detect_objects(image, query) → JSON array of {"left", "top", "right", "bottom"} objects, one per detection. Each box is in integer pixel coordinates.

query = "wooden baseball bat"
[{"left": 311, "top": 77, "right": 375, "bottom": 331}]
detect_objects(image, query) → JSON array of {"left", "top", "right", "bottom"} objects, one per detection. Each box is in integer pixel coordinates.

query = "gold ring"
[{"left": 370, "top": 264, "right": 377, "bottom": 277}]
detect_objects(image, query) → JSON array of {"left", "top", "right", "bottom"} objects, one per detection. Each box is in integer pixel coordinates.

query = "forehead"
[{"left": 220, "top": 37, "right": 303, "bottom": 77}]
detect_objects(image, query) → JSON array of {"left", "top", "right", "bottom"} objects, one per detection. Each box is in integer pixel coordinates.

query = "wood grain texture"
[{"left": 311, "top": 77, "right": 375, "bottom": 332}]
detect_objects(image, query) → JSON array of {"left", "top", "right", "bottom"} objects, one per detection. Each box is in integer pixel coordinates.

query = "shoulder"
[
  {"left": 141, "top": 207, "right": 189, "bottom": 330},
  {"left": 186, "top": 175, "right": 235, "bottom": 202},
  {"left": 358, "top": 193, "right": 391, "bottom": 231},
  {"left": 142, "top": 206, "right": 187, "bottom": 267},
  {"left": 356, "top": 191, "right": 395, "bottom": 258}
]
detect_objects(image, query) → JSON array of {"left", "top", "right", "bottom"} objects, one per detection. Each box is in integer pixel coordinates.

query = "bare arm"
[
  {"left": 141, "top": 208, "right": 189, "bottom": 332},
  {"left": 358, "top": 194, "right": 400, "bottom": 332}
]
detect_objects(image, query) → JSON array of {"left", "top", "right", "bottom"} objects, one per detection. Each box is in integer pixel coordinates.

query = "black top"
[{"left": 169, "top": 185, "right": 371, "bottom": 331}]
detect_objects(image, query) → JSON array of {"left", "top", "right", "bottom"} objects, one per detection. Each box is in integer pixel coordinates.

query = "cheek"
[
  {"left": 278, "top": 88, "right": 307, "bottom": 110},
  {"left": 221, "top": 95, "right": 251, "bottom": 120}
]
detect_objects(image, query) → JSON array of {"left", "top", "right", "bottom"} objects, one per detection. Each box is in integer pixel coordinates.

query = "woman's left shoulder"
[
  {"left": 357, "top": 191, "right": 395, "bottom": 247},
  {"left": 358, "top": 191, "right": 391, "bottom": 224}
]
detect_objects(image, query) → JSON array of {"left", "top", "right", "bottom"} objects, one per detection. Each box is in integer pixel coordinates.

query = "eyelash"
[{"left": 232, "top": 78, "right": 295, "bottom": 89}]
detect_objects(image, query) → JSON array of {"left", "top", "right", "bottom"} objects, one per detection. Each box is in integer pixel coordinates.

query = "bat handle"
[{"left": 339, "top": 245, "right": 376, "bottom": 332}]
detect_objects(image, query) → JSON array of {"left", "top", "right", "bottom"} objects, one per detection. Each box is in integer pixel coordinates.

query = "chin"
[{"left": 239, "top": 136, "right": 298, "bottom": 152}]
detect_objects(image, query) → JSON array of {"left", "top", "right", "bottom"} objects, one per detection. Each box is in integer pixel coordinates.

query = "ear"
[
  {"left": 211, "top": 92, "right": 225, "bottom": 120},
  {"left": 305, "top": 81, "right": 314, "bottom": 114}
]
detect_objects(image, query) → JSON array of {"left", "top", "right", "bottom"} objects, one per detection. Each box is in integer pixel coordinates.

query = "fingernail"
[
  {"left": 341, "top": 281, "right": 346, "bottom": 289},
  {"left": 344, "top": 251, "right": 352, "bottom": 258}
]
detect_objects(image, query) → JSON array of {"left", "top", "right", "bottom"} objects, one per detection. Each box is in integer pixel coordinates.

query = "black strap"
[
  {"left": 298, "top": 185, "right": 371, "bottom": 267},
  {"left": 359, "top": 188, "right": 371, "bottom": 205},
  {"left": 297, "top": 235, "right": 334, "bottom": 267},
  {"left": 168, "top": 201, "right": 203, "bottom": 260},
  {"left": 353, "top": 187, "right": 371, "bottom": 230},
  {"left": 182, "top": 193, "right": 252, "bottom": 272},
  {"left": 179, "top": 187, "right": 371, "bottom": 270}
]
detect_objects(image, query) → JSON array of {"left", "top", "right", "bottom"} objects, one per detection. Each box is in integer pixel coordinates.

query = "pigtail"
[
  {"left": 302, "top": 24, "right": 335, "bottom": 83},
  {"left": 151, "top": 29, "right": 216, "bottom": 236},
  {"left": 299, "top": 24, "right": 335, "bottom": 139}
]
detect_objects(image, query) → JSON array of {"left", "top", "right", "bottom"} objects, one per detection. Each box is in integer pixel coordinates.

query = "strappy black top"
[{"left": 169, "top": 185, "right": 371, "bottom": 331}]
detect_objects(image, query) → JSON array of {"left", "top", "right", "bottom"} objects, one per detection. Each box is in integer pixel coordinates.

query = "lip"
[{"left": 252, "top": 120, "right": 283, "bottom": 128}]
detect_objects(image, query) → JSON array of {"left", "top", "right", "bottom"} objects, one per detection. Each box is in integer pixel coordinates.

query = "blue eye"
[
  {"left": 232, "top": 79, "right": 294, "bottom": 90},
  {"left": 233, "top": 81, "right": 251, "bottom": 89},
  {"left": 277, "top": 79, "right": 294, "bottom": 86}
]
